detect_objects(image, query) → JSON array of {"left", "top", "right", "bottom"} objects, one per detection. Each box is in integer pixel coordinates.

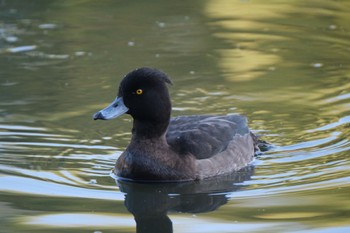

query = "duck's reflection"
[{"left": 115, "top": 166, "right": 254, "bottom": 233}]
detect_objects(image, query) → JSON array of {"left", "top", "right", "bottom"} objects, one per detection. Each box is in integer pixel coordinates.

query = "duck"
[{"left": 93, "top": 67, "right": 266, "bottom": 181}]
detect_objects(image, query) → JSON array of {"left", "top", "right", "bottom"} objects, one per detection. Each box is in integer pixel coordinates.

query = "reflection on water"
[
  {"left": 1, "top": 0, "right": 350, "bottom": 232},
  {"left": 119, "top": 167, "right": 253, "bottom": 233}
]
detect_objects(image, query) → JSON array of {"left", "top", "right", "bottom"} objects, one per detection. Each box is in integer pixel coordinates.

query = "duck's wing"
[{"left": 166, "top": 115, "right": 251, "bottom": 159}]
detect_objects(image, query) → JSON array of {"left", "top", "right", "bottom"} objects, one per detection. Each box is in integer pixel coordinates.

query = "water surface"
[{"left": 1, "top": 1, "right": 350, "bottom": 232}]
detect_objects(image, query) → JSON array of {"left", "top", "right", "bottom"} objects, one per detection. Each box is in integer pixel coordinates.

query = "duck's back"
[{"left": 166, "top": 114, "right": 252, "bottom": 160}]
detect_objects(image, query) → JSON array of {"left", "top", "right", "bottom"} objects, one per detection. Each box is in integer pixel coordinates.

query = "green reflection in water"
[{"left": 1, "top": 0, "right": 350, "bottom": 232}]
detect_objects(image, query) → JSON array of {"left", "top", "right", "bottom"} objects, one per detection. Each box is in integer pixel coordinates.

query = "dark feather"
[{"left": 166, "top": 115, "right": 250, "bottom": 159}]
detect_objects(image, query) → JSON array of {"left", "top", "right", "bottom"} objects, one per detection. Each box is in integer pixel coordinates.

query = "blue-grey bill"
[{"left": 93, "top": 97, "right": 128, "bottom": 120}]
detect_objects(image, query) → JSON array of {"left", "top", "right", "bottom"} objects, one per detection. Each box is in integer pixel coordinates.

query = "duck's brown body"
[
  {"left": 116, "top": 136, "right": 197, "bottom": 181},
  {"left": 115, "top": 115, "right": 255, "bottom": 181}
]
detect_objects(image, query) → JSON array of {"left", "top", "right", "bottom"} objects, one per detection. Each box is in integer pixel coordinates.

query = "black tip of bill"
[{"left": 93, "top": 111, "right": 104, "bottom": 120}]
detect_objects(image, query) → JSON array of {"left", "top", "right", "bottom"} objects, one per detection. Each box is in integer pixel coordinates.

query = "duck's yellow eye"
[{"left": 136, "top": 89, "right": 143, "bottom": 95}]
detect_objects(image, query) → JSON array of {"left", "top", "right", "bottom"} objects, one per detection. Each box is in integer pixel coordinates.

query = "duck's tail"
[{"left": 250, "top": 132, "right": 272, "bottom": 155}]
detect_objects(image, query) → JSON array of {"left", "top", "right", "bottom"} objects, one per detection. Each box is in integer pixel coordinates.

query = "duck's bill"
[{"left": 93, "top": 97, "right": 129, "bottom": 120}]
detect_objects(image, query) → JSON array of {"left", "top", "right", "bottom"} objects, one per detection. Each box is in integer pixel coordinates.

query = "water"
[{"left": 1, "top": 0, "right": 350, "bottom": 232}]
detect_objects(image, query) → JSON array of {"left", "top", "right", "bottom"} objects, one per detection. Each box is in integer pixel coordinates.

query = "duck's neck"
[{"left": 131, "top": 118, "right": 170, "bottom": 141}]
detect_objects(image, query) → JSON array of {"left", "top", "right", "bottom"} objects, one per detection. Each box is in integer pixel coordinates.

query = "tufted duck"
[{"left": 93, "top": 67, "right": 266, "bottom": 181}]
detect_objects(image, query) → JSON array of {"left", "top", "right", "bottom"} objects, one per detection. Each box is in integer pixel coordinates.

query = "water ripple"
[
  {"left": 0, "top": 175, "right": 123, "bottom": 201},
  {"left": 308, "top": 116, "right": 350, "bottom": 132},
  {"left": 0, "top": 122, "right": 119, "bottom": 198},
  {"left": 242, "top": 116, "right": 350, "bottom": 196}
]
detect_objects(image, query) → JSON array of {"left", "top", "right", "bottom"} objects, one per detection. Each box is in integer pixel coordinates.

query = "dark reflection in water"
[{"left": 117, "top": 166, "right": 254, "bottom": 233}]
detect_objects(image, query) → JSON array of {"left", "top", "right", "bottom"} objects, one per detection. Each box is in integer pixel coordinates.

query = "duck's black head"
[{"left": 93, "top": 67, "right": 173, "bottom": 138}]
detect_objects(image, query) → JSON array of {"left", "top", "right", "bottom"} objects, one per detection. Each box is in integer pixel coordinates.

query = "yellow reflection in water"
[
  {"left": 204, "top": 0, "right": 294, "bottom": 81},
  {"left": 256, "top": 211, "right": 330, "bottom": 220},
  {"left": 215, "top": 49, "right": 280, "bottom": 81},
  {"left": 205, "top": 1, "right": 287, "bottom": 20}
]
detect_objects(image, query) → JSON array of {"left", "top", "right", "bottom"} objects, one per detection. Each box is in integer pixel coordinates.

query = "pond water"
[{"left": 1, "top": 0, "right": 350, "bottom": 232}]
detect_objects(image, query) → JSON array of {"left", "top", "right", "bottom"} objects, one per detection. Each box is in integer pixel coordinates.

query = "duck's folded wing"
[{"left": 166, "top": 115, "right": 251, "bottom": 159}]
